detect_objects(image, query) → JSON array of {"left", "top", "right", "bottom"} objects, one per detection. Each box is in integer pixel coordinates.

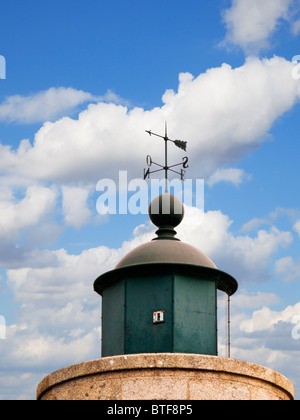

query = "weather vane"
[{"left": 144, "top": 122, "right": 189, "bottom": 193}]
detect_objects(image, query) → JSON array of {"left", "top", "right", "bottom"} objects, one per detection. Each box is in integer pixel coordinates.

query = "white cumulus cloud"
[
  {"left": 0, "top": 203, "right": 296, "bottom": 398},
  {"left": 0, "top": 87, "right": 97, "bottom": 124},
  {"left": 61, "top": 185, "right": 92, "bottom": 228},
  {"left": 0, "top": 185, "right": 57, "bottom": 240},
  {"left": 275, "top": 256, "right": 300, "bottom": 281},
  {"left": 177, "top": 205, "right": 293, "bottom": 283},
  {"left": 207, "top": 168, "right": 251, "bottom": 187},
  {"left": 239, "top": 302, "right": 300, "bottom": 334},
  {"left": 293, "top": 219, "right": 300, "bottom": 236},
  {"left": 222, "top": 0, "right": 296, "bottom": 54},
  {"left": 0, "top": 56, "right": 299, "bottom": 185}
]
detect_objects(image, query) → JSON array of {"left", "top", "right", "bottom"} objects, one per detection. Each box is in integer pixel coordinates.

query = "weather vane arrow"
[{"left": 144, "top": 122, "right": 189, "bottom": 193}]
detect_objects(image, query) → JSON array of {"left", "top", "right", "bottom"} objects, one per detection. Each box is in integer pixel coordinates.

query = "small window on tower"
[{"left": 153, "top": 310, "right": 164, "bottom": 324}]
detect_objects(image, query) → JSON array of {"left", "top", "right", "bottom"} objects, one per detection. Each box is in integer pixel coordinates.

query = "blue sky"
[{"left": 1, "top": 0, "right": 300, "bottom": 400}]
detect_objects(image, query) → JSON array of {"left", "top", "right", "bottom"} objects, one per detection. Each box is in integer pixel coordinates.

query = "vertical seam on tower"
[
  {"left": 172, "top": 271, "right": 174, "bottom": 352},
  {"left": 124, "top": 278, "right": 127, "bottom": 355}
]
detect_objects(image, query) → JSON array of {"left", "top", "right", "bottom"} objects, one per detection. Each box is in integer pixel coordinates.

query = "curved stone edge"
[{"left": 36, "top": 353, "right": 294, "bottom": 400}]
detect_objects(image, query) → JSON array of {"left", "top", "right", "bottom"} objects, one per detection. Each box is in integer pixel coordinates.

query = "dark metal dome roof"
[
  {"left": 115, "top": 239, "right": 217, "bottom": 270},
  {"left": 94, "top": 193, "right": 238, "bottom": 297}
]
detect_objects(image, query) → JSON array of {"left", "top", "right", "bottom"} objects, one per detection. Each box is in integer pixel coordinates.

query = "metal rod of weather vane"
[
  {"left": 227, "top": 294, "right": 231, "bottom": 358},
  {"left": 165, "top": 137, "right": 168, "bottom": 193},
  {"left": 164, "top": 122, "right": 168, "bottom": 193}
]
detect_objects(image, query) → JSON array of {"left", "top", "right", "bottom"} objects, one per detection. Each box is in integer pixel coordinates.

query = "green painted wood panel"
[
  {"left": 102, "top": 280, "right": 125, "bottom": 357},
  {"left": 173, "top": 275, "right": 217, "bottom": 355},
  {"left": 125, "top": 275, "right": 173, "bottom": 354}
]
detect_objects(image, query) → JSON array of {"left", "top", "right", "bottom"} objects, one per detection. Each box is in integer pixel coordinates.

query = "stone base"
[{"left": 36, "top": 353, "right": 294, "bottom": 400}]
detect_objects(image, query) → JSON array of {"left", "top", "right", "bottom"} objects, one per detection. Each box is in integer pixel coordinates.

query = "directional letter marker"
[{"left": 144, "top": 123, "right": 189, "bottom": 192}]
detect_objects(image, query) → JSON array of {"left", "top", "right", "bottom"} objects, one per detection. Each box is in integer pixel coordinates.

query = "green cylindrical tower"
[
  {"left": 94, "top": 193, "right": 238, "bottom": 357},
  {"left": 37, "top": 193, "right": 294, "bottom": 401}
]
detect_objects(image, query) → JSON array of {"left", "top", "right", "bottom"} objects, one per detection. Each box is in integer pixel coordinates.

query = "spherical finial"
[{"left": 148, "top": 193, "right": 184, "bottom": 240}]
